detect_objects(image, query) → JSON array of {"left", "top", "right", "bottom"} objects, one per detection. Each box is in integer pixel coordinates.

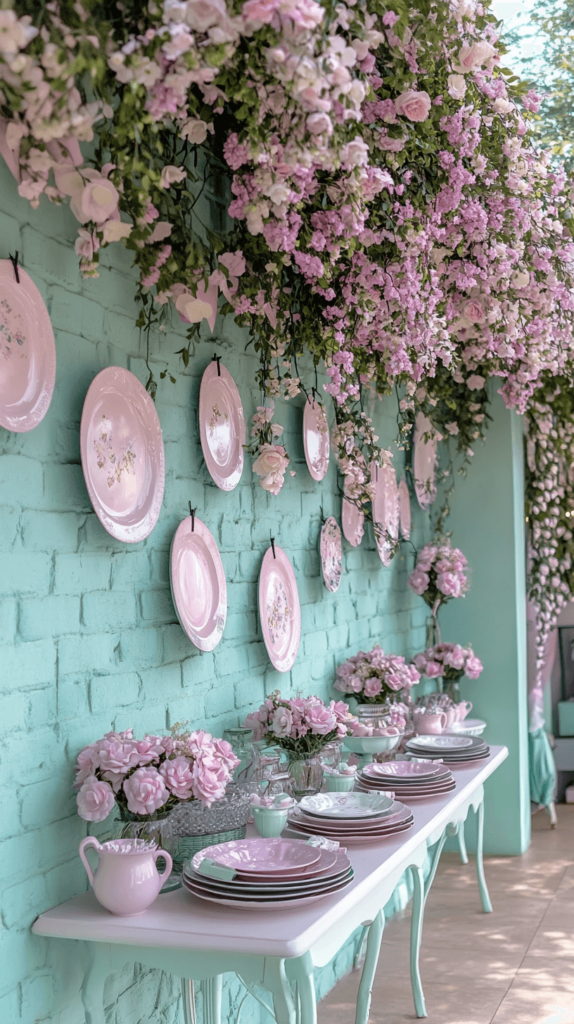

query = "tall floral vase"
[
  {"left": 115, "top": 811, "right": 181, "bottom": 893},
  {"left": 443, "top": 679, "right": 462, "bottom": 703},
  {"left": 287, "top": 752, "right": 324, "bottom": 799}
]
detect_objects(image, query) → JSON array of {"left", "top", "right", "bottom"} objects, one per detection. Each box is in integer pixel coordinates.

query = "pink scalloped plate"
[
  {"left": 259, "top": 544, "right": 301, "bottom": 672},
  {"left": 80, "top": 366, "right": 165, "bottom": 543},
  {"left": 170, "top": 514, "right": 227, "bottom": 651},
  {"left": 303, "top": 396, "right": 329, "bottom": 481},
  {"left": 199, "top": 360, "right": 245, "bottom": 491},
  {"left": 398, "top": 477, "right": 411, "bottom": 539},
  {"left": 0, "top": 261, "right": 56, "bottom": 432},
  {"left": 413, "top": 413, "right": 438, "bottom": 510}
]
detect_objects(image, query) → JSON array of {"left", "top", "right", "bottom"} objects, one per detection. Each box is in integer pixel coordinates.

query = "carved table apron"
[{"left": 33, "top": 747, "right": 508, "bottom": 1024}]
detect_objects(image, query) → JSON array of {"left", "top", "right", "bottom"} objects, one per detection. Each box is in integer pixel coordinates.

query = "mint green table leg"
[
  {"left": 353, "top": 925, "right": 369, "bottom": 970},
  {"left": 476, "top": 799, "right": 493, "bottom": 914},
  {"left": 409, "top": 866, "right": 427, "bottom": 1019},
  {"left": 263, "top": 958, "right": 297, "bottom": 1023},
  {"left": 423, "top": 830, "right": 449, "bottom": 902},
  {"left": 181, "top": 979, "right": 197, "bottom": 1024},
  {"left": 355, "top": 910, "right": 384, "bottom": 1024},
  {"left": 291, "top": 952, "right": 316, "bottom": 1024},
  {"left": 457, "top": 821, "right": 469, "bottom": 864}
]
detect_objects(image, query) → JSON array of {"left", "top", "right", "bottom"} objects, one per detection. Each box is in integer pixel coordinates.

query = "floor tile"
[{"left": 490, "top": 956, "right": 574, "bottom": 1024}]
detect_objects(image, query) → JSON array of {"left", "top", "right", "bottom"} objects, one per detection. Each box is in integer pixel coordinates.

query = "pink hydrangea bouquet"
[
  {"left": 334, "top": 646, "right": 420, "bottom": 704},
  {"left": 242, "top": 692, "right": 356, "bottom": 755},
  {"left": 408, "top": 541, "right": 469, "bottom": 612},
  {"left": 74, "top": 726, "right": 239, "bottom": 823},
  {"left": 412, "top": 644, "right": 483, "bottom": 683}
]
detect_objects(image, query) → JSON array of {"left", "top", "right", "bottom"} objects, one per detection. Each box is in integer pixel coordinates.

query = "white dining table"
[{"left": 33, "top": 746, "right": 508, "bottom": 1024}]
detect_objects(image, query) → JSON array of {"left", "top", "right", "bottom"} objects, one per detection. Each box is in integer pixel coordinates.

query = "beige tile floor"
[{"left": 319, "top": 806, "right": 574, "bottom": 1024}]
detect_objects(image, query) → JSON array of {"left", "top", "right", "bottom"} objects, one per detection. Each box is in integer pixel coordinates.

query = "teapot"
[{"left": 79, "top": 837, "right": 172, "bottom": 917}]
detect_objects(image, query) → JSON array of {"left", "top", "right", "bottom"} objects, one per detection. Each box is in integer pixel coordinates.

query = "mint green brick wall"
[{"left": 0, "top": 157, "right": 430, "bottom": 1024}]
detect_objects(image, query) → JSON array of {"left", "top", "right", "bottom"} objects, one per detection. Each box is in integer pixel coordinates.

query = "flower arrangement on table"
[
  {"left": 74, "top": 726, "right": 239, "bottom": 823},
  {"left": 242, "top": 693, "right": 355, "bottom": 755},
  {"left": 408, "top": 541, "right": 469, "bottom": 613},
  {"left": 334, "top": 646, "right": 420, "bottom": 704},
  {"left": 412, "top": 643, "right": 483, "bottom": 704}
]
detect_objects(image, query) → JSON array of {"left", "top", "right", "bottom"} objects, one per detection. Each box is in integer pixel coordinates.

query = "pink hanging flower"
[{"left": 394, "top": 90, "right": 431, "bottom": 122}]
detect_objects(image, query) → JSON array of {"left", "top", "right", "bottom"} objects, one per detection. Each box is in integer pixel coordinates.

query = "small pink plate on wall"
[
  {"left": 170, "top": 515, "right": 227, "bottom": 651},
  {"left": 259, "top": 544, "right": 301, "bottom": 672},
  {"left": 199, "top": 359, "right": 245, "bottom": 491},
  {"left": 0, "top": 261, "right": 56, "bottom": 432},
  {"left": 303, "top": 396, "right": 329, "bottom": 481},
  {"left": 80, "top": 366, "right": 165, "bottom": 543}
]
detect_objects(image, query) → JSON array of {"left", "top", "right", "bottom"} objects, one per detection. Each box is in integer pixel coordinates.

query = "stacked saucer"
[
  {"left": 356, "top": 760, "right": 456, "bottom": 800},
  {"left": 182, "top": 837, "right": 353, "bottom": 910},
  {"left": 287, "top": 791, "right": 414, "bottom": 845},
  {"left": 405, "top": 734, "right": 490, "bottom": 765}
]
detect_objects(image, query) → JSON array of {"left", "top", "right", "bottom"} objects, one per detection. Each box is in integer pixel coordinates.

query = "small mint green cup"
[
  {"left": 326, "top": 774, "right": 356, "bottom": 792},
  {"left": 252, "top": 805, "right": 289, "bottom": 838}
]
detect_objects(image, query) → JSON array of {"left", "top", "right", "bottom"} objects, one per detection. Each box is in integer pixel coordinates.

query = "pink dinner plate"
[
  {"left": 364, "top": 762, "right": 442, "bottom": 780},
  {"left": 186, "top": 848, "right": 341, "bottom": 887},
  {"left": 342, "top": 492, "right": 365, "bottom": 547},
  {"left": 371, "top": 461, "right": 399, "bottom": 566},
  {"left": 199, "top": 360, "right": 245, "bottom": 490},
  {"left": 287, "top": 821, "right": 413, "bottom": 845},
  {"left": 320, "top": 517, "right": 343, "bottom": 593},
  {"left": 0, "top": 261, "right": 56, "bottom": 432},
  {"left": 183, "top": 874, "right": 353, "bottom": 909},
  {"left": 194, "top": 838, "right": 320, "bottom": 876},
  {"left": 170, "top": 514, "right": 227, "bottom": 651},
  {"left": 413, "top": 413, "right": 437, "bottom": 509},
  {"left": 303, "top": 396, "right": 329, "bottom": 481},
  {"left": 259, "top": 544, "right": 301, "bottom": 672},
  {"left": 80, "top": 366, "right": 165, "bottom": 543},
  {"left": 183, "top": 869, "right": 354, "bottom": 900},
  {"left": 398, "top": 477, "right": 411, "bottom": 540}
]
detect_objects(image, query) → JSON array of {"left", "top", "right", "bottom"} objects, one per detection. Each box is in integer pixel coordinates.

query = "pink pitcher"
[
  {"left": 79, "top": 837, "right": 172, "bottom": 917},
  {"left": 456, "top": 701, "right": 473, "bottom": 722},
  {"left": 413, "top": 709, "right": 447, "bottom": 735}
]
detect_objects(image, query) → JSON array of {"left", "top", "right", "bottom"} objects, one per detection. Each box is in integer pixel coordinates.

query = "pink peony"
[
  {"left": 408, "top": 567, "right": 430, "bottom": 596},
  {"left": 242, "top": 0, "right": 278, "bottom": 24},
  {"left": 466, "top": 654, "right": 484, "bottom": 679},
  {"left": 305, "top": 702, "right": 337, "bottom": 735},
  {"left": 74, "top": 744, "right": 99, "bottom": 789},
  {"left": 123, "top": 767, "right": 169, "bottom": 816},
  {"left": 77, "top": 178, "right": 119, "bottom": 225},
  {"left": 242, "top": 711, "right": 267, "bottom": 740},
  {"left": 77, "top": 776, "right": 116, "bottom": 822},
  {"left": 192, "top": 754, "right": 228, "bottom": 807},
  {"left": 464, "top": 300, "right": 485, "bottom": 323},
  {"left": 436, "top": 571, "right": 465, "bottom": 598},
  {"left": 364, "top": 677, "right": 383, "bottom": 697},
  {"left": 394, "top": 90, "right": 431, "bottom": 122},
  {"left": 271, "top": 706, "right": 294, "bottom": 738},
  {"left": 97, "top": 739, "right": 141, "bottom": 790},
  {"left": 160, "top": 756, "right": 195, "bottom": 800}
]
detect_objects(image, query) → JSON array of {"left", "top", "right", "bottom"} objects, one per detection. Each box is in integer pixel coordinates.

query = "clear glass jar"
[
  {"left": 222, "top": 727, "right": 257, "bottom": 781},
  {"left": 286, "top": 752, "right": 324, "bottom": 798}
]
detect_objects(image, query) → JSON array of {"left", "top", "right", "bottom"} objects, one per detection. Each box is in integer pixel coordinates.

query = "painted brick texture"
[{"left": 0, "top": 159, "right": 430, "bottom": 1024}]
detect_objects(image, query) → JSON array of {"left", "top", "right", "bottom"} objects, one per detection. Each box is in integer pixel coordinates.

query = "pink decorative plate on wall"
[
  {"left": 199, "top": 359, "right": 245, "bottom": 491},
  {"left": 413, "top": 412, "right": 438, "bottom": 509},
  {"left": 170, "top": 514, "right": 227, "bottom": 651},
  {"left": 320, "top": 516, "right": 343, "bottom": 593},
  {"left": 259, "top": 544, "right": 301, "bottom": 672},
  {"left": 342, "top": 483, "right": 364, "bottom": 547},
  {"left": 398, "top": 477, "right": 411, "bottom": 540},
  {"left": 80, "top": 366, "right": 165, "bottom": 543},
  {"left": 371, "top": 461, "right": 399, "bottom": 566},
  {"left": 0, "top": 261, "right": 56, "bottom": 432},
  {"left": 303, "top": 396, "right": 329, "bottom": 481}
]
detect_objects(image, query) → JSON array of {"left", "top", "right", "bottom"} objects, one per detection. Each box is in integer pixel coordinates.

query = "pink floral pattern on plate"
[
  {"left": 93, "top": 414, "right": 137, "bottom": 488},
  {"left": 0, "top": 261, "right": 56, "bottom": 432},
  {"left": 259, "top": 545, "right": 301, "bottom": 672},
  {"left": 320, "top": 516, "right": 343, "bottom": 592}
]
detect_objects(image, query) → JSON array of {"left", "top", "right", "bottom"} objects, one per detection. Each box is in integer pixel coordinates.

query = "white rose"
[
  {"left": 493, "top": 97, "right": 513, "bottom": 115},
  {"left": 306, "top": 112, "right": 333, "bottom": 136},
  {"left": 252, "top": 444, "right": 289, "bottom": 479},
  {"left": 102, "top": 220, "right": 132, "bottom": 244},
  {"left": 447, "top": 74, "right": 466, "bottom": 100},
  {"left": 512, "top": 270, "right": 530, "bottom": 290},
  {"left": 452, "top": 41, "right": 495, "bottom": 74},
  {"left": 340, "top": 136, "right": 369, "bottom": 167}
]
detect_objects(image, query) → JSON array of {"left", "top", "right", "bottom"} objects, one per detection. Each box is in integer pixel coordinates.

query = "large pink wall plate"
[
  {"left": 413, "top": 412, "right": 438, "bottom": 509},
  {"left": 398, "top": 477, "right": 411, "bottom": 540},
  {"left": 259, "top": 544, "right": 301, "bottom": 673},
  {"left": 199, "top": 360, "right": 245, "bottom": 490},
  {"left": 303, "top": 396, "right": 330, "bottom": 481},
  {"left": 80, "top": 366, "right": 165, "bottom": 543},
  {"left": 0, "top": 261, "right": 56, "bottom": 432},
  {"left": 371, "top": 462, "right": 399, "bottom": 566},
  {"left": 170, "top": 515, "right": 227, "bottom": 651}
]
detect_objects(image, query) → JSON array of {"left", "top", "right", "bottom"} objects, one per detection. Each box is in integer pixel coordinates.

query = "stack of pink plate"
[
  {"left": 182, "top": 837, "right": 353, "bottom": 910},
  {"left": 287, "top": 792, "right": 414, "bottom": 845},
  {"left": 356, "top": 761, "right": 456, "bottom": 800},
  {"left": 405, "top": 734, "right": 490, "bottom": 766}
]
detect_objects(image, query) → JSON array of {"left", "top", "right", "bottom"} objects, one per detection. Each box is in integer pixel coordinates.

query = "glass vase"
[
  {"left": 443, "top": 679, "right": 462, "bottom": 703},
  {"left": 286, "top": 752, "right": 324, "bottom": 798},
  {"left": 425, "top": 613, "right": 441, "bottom": 649},
  {"left": 115, "top": 811, "right": 181, "bottom": 893},
  {"left": 169, "top": 785, "right": 252, "bottom": 872}
]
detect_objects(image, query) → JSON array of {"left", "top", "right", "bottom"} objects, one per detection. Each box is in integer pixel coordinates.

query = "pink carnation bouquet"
[
  {"left": 408, "top": 540, "right": 469, "bottom": 613},
  {"left": 334, "top": 646, "right": 420, "bottom": 704},
  {"left": 242, "top": 691, "right": 356, "bottom": 755},
  {"left": 74, "top": 725, "right": 239, "bottom": 823},
  {"left": 412, "top": 643, "right": 483, "bottom": 683}
]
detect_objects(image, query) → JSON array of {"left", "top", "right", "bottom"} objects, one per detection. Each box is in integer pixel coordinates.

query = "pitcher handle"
[
  {"left": 439, "top": 712, "right": 448, "bottom": 731},
  {"left": 154, "top": 848, "right": 173, "bottom": 882},
  {"left": 79, "top": 836, "right": 101, "bottom": 887}
]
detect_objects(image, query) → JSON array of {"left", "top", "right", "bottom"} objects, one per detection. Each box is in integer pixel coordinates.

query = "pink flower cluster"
[
  {"left": 412, "top": 643, "right": 483, "bottom": 682},
  {"left": 408, "top": 541, "right": 469, "bottom": 609},
  {"left": 74, "top": 726, "right": 239, "bottom": 822},
  {"left": 243, "top": 692, "right": 356, "bottom": 754},
  {"left": 335, "top": 645, "right": 420, "bottom": 703}
]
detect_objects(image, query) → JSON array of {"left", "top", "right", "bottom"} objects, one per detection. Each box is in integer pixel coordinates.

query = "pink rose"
[
  {"left": 192, "top": 754, "right": 228, "bottom": 807},
  {"left": 185, "top": 0, "right": 234, "bottom": 33},
  {"left": 436, "top": 571, "right": 465, "bottom": 598},
  {"left": 181, "top": 118, "right": 208, "bottom": 145},
  {"left": 364, "top": 677, "right": 383, "bottom": 697},
  {"left": 77, "top": 777, "right": 116, "bottom": 822},
  {"left": 160, "top": 165, "right": 187, "bottom": 188},
  {"left": 330, "top": 700, "right": 353, "bottom": 723},
  {"left": 307, "top": 112, "right": 333, "bottom": 136},
  {"left": 123, "top": 767, "right": 169, "bottom": 816},
  {"left": 77, "top": 178, "right": 120, "bottom": 225},
  {"left": 394, "top": 90, "right": 431, "bottom": 122},
  {"left": 453, "top": 41, "right": 495, "bottom": 74},
  {"left": 467, "top": 374, "right": 485, "bottom": 391},
  {"left": 305, "top": 702, "right": 337, "bottom": 735},
  {"left": 242, "top": 712, "right": 266, "bottom": 740},
  {"left": 348, "top": 675, "right": 364, "bottom": 693},
  {"left": 465, "top": 654, "right": 483, "bottom": 679},
  {"left": 408, "top": 567, "right": 430, "bottom": 596},
  {"left": 340, "top": 136, "right": 369, "bottom": 168},
  {"left": 160, "top": 756, "right": 195, "bottom": 800},
  {"left": 252, "top": 444, "right": 289, "bottom": 482},
  {"left": 219, "top": 251, "right": 246, "bottom": 278},
  {"left": 447, "top": 74, "right": 466, "bottom": 100},
  {"left": 444, "top": 645, "right": 465, "bottom": 670},
  {"left": 135, "top": 736, "right": 166, "bottom": 764},
  {"left": 379, "top": 135, "right": 405, "bottom": 152},
  {"left": 97, "top": 739, "right": 141, "bottom": 789},
  {"left": 74, "top": 744, "right": 99, "bottom": 789},
  {"left": 464, "top": 300, "right": 485, "bottom": 323},
  {"left": 424, "top": 660, "right": 443, "bottom": 678},
  {"left": 271, "top": 706, "right": 294, "bottom": 738}
]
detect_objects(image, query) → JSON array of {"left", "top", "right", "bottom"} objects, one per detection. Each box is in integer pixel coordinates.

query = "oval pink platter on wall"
[
  {"left": 259, "top": 544, "right": 301, "bottom": 673},
  {"left": 0, "top": 260, "right": 56, "bottom": 432},
  {"left": 170, "top": 514, "right": 227, "bottom": 651}
]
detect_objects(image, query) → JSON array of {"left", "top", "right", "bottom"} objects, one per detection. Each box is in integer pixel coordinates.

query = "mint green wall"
[
  {"left": 0, "top": 159, "right": 432, "bottom": 1024},
  {"left": 440, "top": 391, "right": 530, "bottom": 855}
]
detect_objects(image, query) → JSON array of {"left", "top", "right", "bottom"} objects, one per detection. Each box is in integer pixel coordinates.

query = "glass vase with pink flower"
[
  {"left": 411, "top": 643, "right": 484, "bottom": 705},
  {"left": 243, "top": 692, "right": 357, "bottom": 798},
  {"left": 74, "top": 724, "right": 240, "bottom": 891}
]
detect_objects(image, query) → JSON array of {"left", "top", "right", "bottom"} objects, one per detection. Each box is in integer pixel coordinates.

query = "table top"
[{"left": 33, "top": 746, "right": 508, "bottom": 959}]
